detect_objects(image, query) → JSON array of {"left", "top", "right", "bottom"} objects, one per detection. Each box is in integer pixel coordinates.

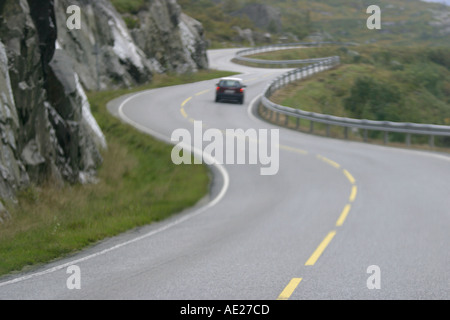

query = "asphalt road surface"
[{"left": 0, "top": 48, "right": 449, "bottom": 300}]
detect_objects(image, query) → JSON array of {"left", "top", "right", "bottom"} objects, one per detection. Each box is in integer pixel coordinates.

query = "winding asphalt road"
[{"left": 0, "top": 48, "right": 449, "bottom": 300}]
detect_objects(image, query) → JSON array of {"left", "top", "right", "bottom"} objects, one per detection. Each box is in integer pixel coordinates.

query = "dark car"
[{"left": 215, "top": 77, "right": 246, "bottom": 104}]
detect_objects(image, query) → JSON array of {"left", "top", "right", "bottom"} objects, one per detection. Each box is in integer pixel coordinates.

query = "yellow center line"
[
  {"left": 195, "top": 89, "right": 210, "bottom": 96},
  {"left": 263, "top": 72, "right": 277, "bottom": 78},
  {"left": 180, "top": 96, "right": 193, "bottom": 119},
  {"left": 244, "top": 77, "right": 258, "bottom": 82},
  {"left": 277, "top": 278, "right": 302, "bottom": 300},
  {"left": 336, "top": 204, "right": 352, "bottom": 227},
  {"left": 343, "top": 169, "right": 356, "bottom": 185},
  {"left": 181, "top": 96, "right": 192, "bottom": 107},
  {"left": 305, "top": 231, "right": 337, "bottom": 266},
  {"left": 280, "top": 144, "right": 308, "bottom": 155},
  {"left": 349, "top": 185, "right": 358, "bottom": 203},
  {"left": 316, "top": 155, "right": 341, "bottom": 169}
]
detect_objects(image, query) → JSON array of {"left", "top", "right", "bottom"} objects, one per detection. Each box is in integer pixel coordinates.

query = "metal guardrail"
[
  {"left": 234, "top": 42, "right": 355, "bottom": 66},
  {"left": 236, "top": 43, "right": 450, "bottom": 147}
]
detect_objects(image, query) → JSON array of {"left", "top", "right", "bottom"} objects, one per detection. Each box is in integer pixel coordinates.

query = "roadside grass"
[
  {"left": 270, "top": 63, "right": 378, "bottom": 117},
  {"left": 0, "top": 69, "right": 238, "bottom": 277}
]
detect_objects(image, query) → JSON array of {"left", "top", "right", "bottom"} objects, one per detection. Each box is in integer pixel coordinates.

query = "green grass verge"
[{"left": 0, "top": 69, "right": 238, "bottom": 277}]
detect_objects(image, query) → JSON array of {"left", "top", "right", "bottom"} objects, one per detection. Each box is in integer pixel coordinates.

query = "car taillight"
[
  {"left": 216, "top": 86, "right": 220, "bottom": 91},
  {"left": 239, "top": 88, "right": 244, "bottom": 93}
]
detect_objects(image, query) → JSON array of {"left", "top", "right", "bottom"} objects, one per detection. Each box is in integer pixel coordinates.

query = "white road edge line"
[
  {"left": 247, "top": 94, "right": 264, "bottom": 124},
  {"left": 0, "top": 90, "right": 230, "bottom": 288}
]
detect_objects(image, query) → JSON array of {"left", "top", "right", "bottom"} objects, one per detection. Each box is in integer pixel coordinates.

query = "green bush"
[{"left": 344, "top": 76, "right": 402, "bottom": 122}]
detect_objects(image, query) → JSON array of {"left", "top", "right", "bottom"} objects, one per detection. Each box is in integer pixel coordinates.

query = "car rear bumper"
[{"left": 216, "top": 93, "right": 244, "bottom": 101}]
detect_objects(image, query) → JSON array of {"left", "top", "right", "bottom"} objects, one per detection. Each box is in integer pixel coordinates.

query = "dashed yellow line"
[
  {"left": 279, "top": 145, "right": 308, "bottom": 155},
  {"left": 244, "top": 77, "right": 258, "bottom": 82},
  {"left": 336, "top": 204, "right": 352, "bottom": 227},
  {"left": 305, "top": 231, "right": 337, "bottom": 266},
  {"left": 277, "top": 278, "right": 302, "bottom": 300},
  {"left": 180, "top": 96, "right": 192, "bottom": 118},
  {"left": 317, "top": 155, "right": 341, "bottom": 169},
  {"left": 181, "top": 96, "right": 192, "bottom": 107},
  {"left": 343, "top": 169, "right": 356, "bottom": 185},
  {"left": 263, "top": 72, "right": 277, "bottom": 78},
  {"left": 349, "top": 185, "right": 358, "bottom": 203},
  {"left": 195, "top": 89, "right": 210, "bottom": 96}
]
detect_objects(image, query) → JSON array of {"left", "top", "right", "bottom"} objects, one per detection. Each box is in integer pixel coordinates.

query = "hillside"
[
  {"left": 266, "top": 45, "right": 450, "bottom": 124},
  {"left": 178, "top": 0, "right": 450, "bottom": 47}
]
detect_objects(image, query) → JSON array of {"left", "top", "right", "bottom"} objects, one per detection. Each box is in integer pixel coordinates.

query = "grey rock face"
[
  {"left": 0, "top": 0, "right": 104, "bottom": 208},
  {"left": 0, "top": 41, "right": 29, "bottom": 200},
  {"left": 130, "top": 0, "right": 209, "bottom": 74},
  {"left": 231, "top": 3, "right": 282, "bottom": 32},
  {"left": 54, "top": 0, "right": 158, "bottom": 91},
  {"left": 179, "top": 13, "right": 209, "bottom": 71},
  {"left": 53, "top": 0, "right": 209, "bottom": 90},
  {"left": 0, "top": 200, "right": 11, "bottom": 224}
]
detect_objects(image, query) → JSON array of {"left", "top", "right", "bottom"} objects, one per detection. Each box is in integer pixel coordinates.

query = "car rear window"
[{"left": 220, "top": 80, "right": 240, "bottom": 87}]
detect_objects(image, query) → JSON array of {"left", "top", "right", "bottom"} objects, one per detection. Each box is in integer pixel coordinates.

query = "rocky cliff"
[
  {"left": 0, "top": 0, "right": 105, "bottom": 208},
  {"left": 129, "top": 0, "right": 209, "bottom": 74},
  {"left": 53, "top": 0, "right": 209, "bottom": 91},
  {"left": 0, "top": 0, "right": 209, "bottom": 220}
]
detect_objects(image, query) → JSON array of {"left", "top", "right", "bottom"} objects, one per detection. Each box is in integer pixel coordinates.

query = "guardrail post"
[
  {"left": 285, "top": 114, "right": 289, "bottom": 126},
  {"left": 310, "top": 121, "right": 314, "bottom": 133},
  {"left": 363, "top": 129, "right": 368, "bottom": 142},
  {"left": 429, "top": 135, "right": 435, "bottom": 148},
  {"left": 326, "top": 124, "right": 330, "bottom": 137},
  {"left": 344, "top": 127, "right": 349, "bottom": 140},
  {"left": 384, "top": 131, "right": 389, "bottom": 145},
  {"left": 296, "top": 117, "right": 300, "bottom": 130},
  {"left": 406, "top": 133, "right": 411, "bottom": 146}
]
